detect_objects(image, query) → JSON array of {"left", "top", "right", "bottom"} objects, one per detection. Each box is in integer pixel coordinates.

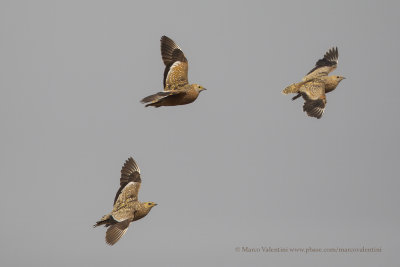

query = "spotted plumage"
[
  {"left": 94, "top": 157, "right": 157, "bottom": 246},
  {"left": 282, "top": 47, "right": 345, "bottom": 119},
  {"left": 141, "top": 36, "right": 206, "bottom": 107}
]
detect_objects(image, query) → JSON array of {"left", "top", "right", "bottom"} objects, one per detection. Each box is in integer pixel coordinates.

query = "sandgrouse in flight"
[
  {"left": 141, "top": 36, "right": 206, "bottom": 107},
  {"left": 94, "top": 157, "right": 157, "bottom": 246},
  {"left": 282, "top": 47, "right": 345, "bottom": 119}
]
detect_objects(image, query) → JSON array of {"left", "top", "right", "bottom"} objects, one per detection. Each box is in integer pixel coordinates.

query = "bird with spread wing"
[
  {"left": 141, "top": 36, "right": 206, "bottom": 107},
  {"left": 94, "top": 157, "right": 157, "bottom": 246},
  {"left": 282, "top": 47, "right": 345, "bottom": 119}
]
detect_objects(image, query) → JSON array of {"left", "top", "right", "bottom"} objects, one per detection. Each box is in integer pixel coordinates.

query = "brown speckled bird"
[
  {"left": 141, "top": 36, "right": 206, "bottom": 107},
  {"left": 94, "top": 157, "right": 157, "bottom": 246},
  {"left": 282, "top": 47, "right": 345, "bottom": 119}
]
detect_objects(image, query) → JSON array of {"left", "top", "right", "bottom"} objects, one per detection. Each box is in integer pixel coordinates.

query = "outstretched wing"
[
  {"left": 303, "top": 47, "right": 338, "bottom": 81},
  {"left": 160, "top": 36, "right": 189, "bottom": 90},
  {"left": 105, "top": 219, "right": 131, "bottom": 246},
  {"left": 113, "top": 157, "right": 141, "bottom": 205},
  {"left": 300, "top": 80, "right": 327, "bottom": 119},
  {"left": 140, "top": 89, "right": 186, "bottom": 104}
]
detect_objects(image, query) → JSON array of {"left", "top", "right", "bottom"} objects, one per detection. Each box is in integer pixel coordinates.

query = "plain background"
[{"left": 1, "top": 0, "right": 399, "bottom": 266}]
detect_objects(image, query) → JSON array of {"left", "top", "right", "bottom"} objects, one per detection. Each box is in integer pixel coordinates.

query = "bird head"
[
  {"left": 193, "top": 84, "right": 207, "bottom": 93},
  {"left": 144, "top": 201, "right": 158, "bottom": 210},
  {"left": 335, "top": 75, "right": 346, "bottom": 83}
]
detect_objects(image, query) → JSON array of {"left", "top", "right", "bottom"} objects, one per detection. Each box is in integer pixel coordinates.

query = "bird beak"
[
  {"left": 201, "top": 88, "right": 207, "bottom": 91},
  {"left": 342, "top": 77, "right": 346, "bottom": 80},
  {"left": 154, "top": 203, "right": 158, "bottom": 206}
]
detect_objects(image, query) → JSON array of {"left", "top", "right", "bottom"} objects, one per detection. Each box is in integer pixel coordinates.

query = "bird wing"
[
  {"left": 113, "top": 157, "right": 141, "bottom": 205},
  {"left": 140, "top": 89, "right": 187, "bottom": 104},
  {"left": 105, "top": 219, "right": 131, "bottom": 245},
  {"left": 303, "top": 47, "right": 338, "bottom": 81},
  {"left": 160, "top": 36, "right": 189, "bottom": 90},
  {"left": 301, "top": 80, "right": 327, "bottom": 119}
]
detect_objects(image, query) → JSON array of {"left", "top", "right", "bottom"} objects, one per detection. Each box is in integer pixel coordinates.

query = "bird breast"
[
  {"left": 324, "top": 77, "right": 339, "bottom": 93},
  {"left": 132, "top": 204, "right": 152, "bottom": 221}
]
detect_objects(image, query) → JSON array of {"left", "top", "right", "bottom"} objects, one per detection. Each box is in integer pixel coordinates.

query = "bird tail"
[
  {"left": 282, "top": 82, "right": 304, "bottom": 95},
  {"left": 93, "top": 214, "right": 113, "bottom": 228},
  {"left": 291, "top": 93, "right": 302, "bottom": 101}
]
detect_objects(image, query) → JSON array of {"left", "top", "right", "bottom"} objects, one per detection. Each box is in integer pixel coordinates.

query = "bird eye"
[{"left": 337, "top": 76, "right": 340, "bottom": 78}]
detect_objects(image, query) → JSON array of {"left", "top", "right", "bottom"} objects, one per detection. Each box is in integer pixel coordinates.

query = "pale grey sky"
[{"left": 0, "top": 0, "right": 399, "bottom": 266}]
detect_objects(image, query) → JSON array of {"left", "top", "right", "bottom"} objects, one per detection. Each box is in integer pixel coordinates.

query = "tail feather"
[
  {"left": 291, "top": 93, "right": 301, "bottom": 101},
  {"left": 282, "top": 82, "right": 305, "bottom": 95},
  {"left": 94, "top": 214, "right": 115, "bottom": 228}
]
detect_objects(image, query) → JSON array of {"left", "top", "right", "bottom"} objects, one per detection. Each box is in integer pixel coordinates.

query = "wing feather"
[
  {"left": 300, "top": 81, "right": 327, "bottom": 119},
  {"left": 105, "top": 220, "right": 130, "bottom": 246},
  {"left": 160, "top": 36, "right": 189, "bottom": 89},
  {"left": 303, "top": 47, "right": 338, "bottom": 81},
  {"left": 114, "top": 157, "right": 141, "bottom": 205}
]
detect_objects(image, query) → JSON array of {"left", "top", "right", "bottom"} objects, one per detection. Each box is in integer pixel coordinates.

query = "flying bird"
[
  {"left": 282, "top": 47, "right": 345, "bottom": 119},
  {"left": 141, "top": 36, "right": 206, "bottom": 107},
  {"left": 94, "top": 157, "right": 157, "bottom": 246}
]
